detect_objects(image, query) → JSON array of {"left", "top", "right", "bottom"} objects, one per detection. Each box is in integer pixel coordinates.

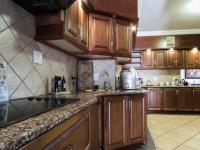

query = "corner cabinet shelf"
[{"left": 130, "top": 51, "right": 142, "bottom": 68}]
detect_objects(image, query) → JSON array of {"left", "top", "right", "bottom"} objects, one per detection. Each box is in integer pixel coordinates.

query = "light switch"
[{"left": 32, "top": 50, "right": 43, "bottom": 64}]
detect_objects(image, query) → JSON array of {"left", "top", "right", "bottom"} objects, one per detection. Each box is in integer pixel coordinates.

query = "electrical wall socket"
[{"left": 32, "top": 50, "right": 43, "bottom": 64}]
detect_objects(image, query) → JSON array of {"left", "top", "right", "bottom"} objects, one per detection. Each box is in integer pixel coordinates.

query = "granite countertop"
[
  {"left": 143, "top": 85, "right": 200, "bottom": 88},
  {"left": 0, "top": 90, "right": 148, "bottom": 150}
]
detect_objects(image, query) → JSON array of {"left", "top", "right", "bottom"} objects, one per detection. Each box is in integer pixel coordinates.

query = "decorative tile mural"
[
  {"left": 78, "top": 61, "right": 93, "bottom": 91},
  {"left": 78, "top": 60, "right": 116, "bottom": 90},
  {"left": 0, "top": 0, "right": 77, "bottom": 99}
]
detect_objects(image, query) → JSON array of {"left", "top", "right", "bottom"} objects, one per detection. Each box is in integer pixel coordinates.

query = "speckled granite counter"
[
  {"left": 143, "top": 85, "right": 200, "bottom": 88},
  {"left": 0, "top": 90, "right": 148, "bottom": 150}
]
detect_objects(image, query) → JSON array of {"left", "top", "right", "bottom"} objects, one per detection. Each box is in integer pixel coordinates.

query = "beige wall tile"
[
  {"left": 24, "top": 69, "right": 43, "bottom": 95},
  {"left": 9, "top": 51, "right": 33, "bottom": 80},
  {"left": 11, "top": 83, "right": 32, "bottom": 99},
  {"left": 0, "top": 0, "right": 28, "bottom": 26},
  {"left": 0, "top": 28, "right": 21, "bottom": 61},
  {"left": 0, "top": 14, "right": 7, "bottom": 33}
]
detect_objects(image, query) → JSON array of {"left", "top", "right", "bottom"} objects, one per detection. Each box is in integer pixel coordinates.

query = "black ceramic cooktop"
[{"left": 0, "top": 96, "right": 79, "bottom": 128}]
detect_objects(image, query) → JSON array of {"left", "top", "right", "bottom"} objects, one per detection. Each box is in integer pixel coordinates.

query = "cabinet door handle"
[
  {"left": 66, "top": 144, "right": 73, "bottom": 150},
  {"left": 125, "top": 100, "right": 128, "bottom": 110},
  {"left": 129, "top": 100, "right": 131, "bottom": 110},
  {"left": 193, "top": 90, "right": 195, "bottom": 95},
  {"left": 110, "top": 41, "right": 113, "bottom": 47}
]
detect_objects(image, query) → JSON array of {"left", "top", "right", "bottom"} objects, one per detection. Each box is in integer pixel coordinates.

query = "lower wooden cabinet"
[
  {"left": 103, "top": 95, "right": 147, "bottom": 150},
  {"left": 177, "top": 88, "right": 193, "bottom": 111},
  {"left": 163, "top": 88, "right": 177, "bottom": 111},
  {"left": 21, "top": 104, "right": 98, "bottom": 150},
  {"left": 147, "top": 88, "right": 161, "bottom": 110},
  {"left": 147, "top": 87, "right": 199, "bottom": 112},
  {"left": 193, "top": 89, "right": 200, "bottom": 111}
]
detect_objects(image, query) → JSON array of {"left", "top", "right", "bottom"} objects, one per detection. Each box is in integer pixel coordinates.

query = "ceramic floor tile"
[
  {"left": 149, "top": 127, "right": 169, "bottom": 138},
  {"left": 156, "top": 122, "right": 180, "bottom": 131},
  {"left": 175, "top": 145, "right": 196, "bottom": 150},
  {"left": 159, "top": 131, "right": 191, "bottom": 144},
  {"left": 184, "top": 138, "right": 200, "bottom": 149},
  {"left": 154, "top": 137, "right": 180, "bottom": 150},
  {"left": 172, "top": 127, "right": 199, "bottom": 137}
]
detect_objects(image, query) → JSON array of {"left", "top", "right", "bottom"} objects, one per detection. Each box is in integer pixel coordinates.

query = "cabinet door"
[
  {"left": 177, "top": 50, "right": 185, "bottom": 68},
  {"left": 45, "top": 115, "right": 90, "bottom": 150},
  {"left": 147, "top": 88, "right": 161, "bottom": 110},
  {"left": 177, "top": 88, "right": 193, "bottom": 111},
  {"left": 89, "top": 14, "right": 114, "bottom": 53},
  {"left": 166, "top": 50, "right": 177, "bottom": 68},
  {"left": 186, "top": 50, "right": 199, "bottom": 68},
  {"left": 193, "top": 89, "right": 200, "bottom": 111},
  {"left": 79, "top": 3, "right": 88, "bottom": 47},
  {"left": 128, "top": 95, "right": 146, "bottom": 144},
  {"left": 65, "top": 1, "right": 79, "bottom": 40},
  {"left": 115, "top": 20, "right": 132, "bottom": 56},
  {"left": 163, "top": 88, "right": 177, "bottom": 111},
  {"left": 154, "top": 51, "right": 166, "bottom": 68},
  {"left": 104, "top": 96, "right": 128, "bottom": 149},
  {"left": 142, "top": 51, "right": 154, "bottom": 69}
]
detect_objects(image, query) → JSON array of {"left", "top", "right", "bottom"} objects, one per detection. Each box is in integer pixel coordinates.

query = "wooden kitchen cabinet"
[
  {"left": 104, "top": 96, "right": 127, "bottom": 149},
  {"left": 177, "top": 50, "right": 185, "bottom": 68},
  {"left": 166, "top": 50, "right": 185, "bottom": 68},
  {"left": 193, "top": 88, "right": 200, "bottom": 111},
  {"left": 79, "top": 2, "right": 89, "bottom": 46},
  {"left": 166, "top": 50, "right": 177, "bottom": 68},
  {"left": 142, "top": 50, "right": 154, "bottom": 69},
  {"left": 185, "top": 50, "right": 199, "bottom": 68},
  {"left": 103, "top": 95, "right": 146, "bottom": 150},
  {"left": 65, "top": 0, "right": 88, "bottom": 48},
  {"left": 154, "top": 51, "right": 166, "bottom": 68},
  {"left": 177, "top": 88, "right": 193, "bottom": 111},
  {"left": 163, "top": 88, "right": 177, "bottom": 111},
  {"left": 147, "top": 88, "right": 161, "bottom": 111},
  {"left": 65, "top": 1, "right": 79, "bottom": 41},
  {"left": 115, "top": 19, "right": 133, "bottom": 57},
  {"left": 21, "top": 104, "right": 98, "bottom": 150},
  {"left": 129, "top": 95, "right": 146, "bottom": 144},
  {"left": 88, "top": 0, "right": 138, "bottom": 20},
  {"left": 89, "top": 14, "right": 114, "bottom": 53}
]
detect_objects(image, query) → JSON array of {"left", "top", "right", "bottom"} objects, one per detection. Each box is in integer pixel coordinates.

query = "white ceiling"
[{"left": 137, "top": 0, "right": 200, "bottom": 36}]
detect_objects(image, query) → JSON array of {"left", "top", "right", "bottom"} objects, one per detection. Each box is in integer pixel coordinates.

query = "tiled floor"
[{"left": 148, "top": 114, "right": 200, "bottom": 150}]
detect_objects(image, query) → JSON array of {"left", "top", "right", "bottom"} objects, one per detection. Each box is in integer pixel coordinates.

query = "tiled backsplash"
[
  {"left": 136, "top": 70, "right": 181, "bottom": 85},
  {"left": 0, "top": 0, "right": 77, "bottom": 99}
]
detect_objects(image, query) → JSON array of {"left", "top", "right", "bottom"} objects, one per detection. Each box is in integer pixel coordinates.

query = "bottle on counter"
[{"left": 62, "top": 76, "right": 66, "bottom": 91}]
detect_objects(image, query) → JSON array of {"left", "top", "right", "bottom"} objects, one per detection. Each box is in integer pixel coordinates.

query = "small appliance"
[{"left": 120, "top": 69, "right": 136, "bottom": 90}]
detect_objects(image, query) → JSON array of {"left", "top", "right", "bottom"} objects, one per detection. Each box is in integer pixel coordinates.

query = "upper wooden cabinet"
[
  {"left": 115, "top": 20, "right": 133, "bottom": 57},
  {"left": 65, "top": 0, "right": 89, "bottom": 48},
  {"left": 154, "top": 51, "right": 166, "bottom": 68},
  {"left": 177, "top": 50, "right": 185, "bottom": 68},
  {"left": 65, "top": 1, "right": 79, "bottom": 40},
  {"left": 166, "top": 50, "right": 185, "bottom": 68},
  {"left": 185, "top": 50, "right": 199, "bottom": 68},
  {"left": 142, "top": 50, "right": 154, "bottom": 69},
  {"left": 89, "top": 14, "right": 114, "bottom": 53},
  {"left": 35, "top": 0, "right": 137, "bottom": 58},
  {"left": 88, "top": 0, "right": 138, "bottom": 20}
]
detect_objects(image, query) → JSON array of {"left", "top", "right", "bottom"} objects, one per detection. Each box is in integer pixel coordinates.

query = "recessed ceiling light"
[{"left": 185, "top": 0, "right": 200, "bottom": 14}]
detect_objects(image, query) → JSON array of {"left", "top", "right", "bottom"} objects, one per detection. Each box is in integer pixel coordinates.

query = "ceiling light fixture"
[
  {"left": 192, "top": 47, "right": 198, "bottom": 53},
  {"left": 185, "top": 0, "right": 200, "bottom": 14}
]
